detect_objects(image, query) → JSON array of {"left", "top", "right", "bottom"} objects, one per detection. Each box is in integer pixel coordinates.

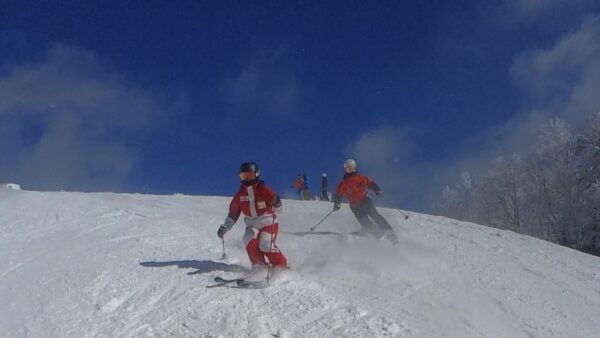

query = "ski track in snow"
[{"left": 1, "top": 189, "right": 600, "bottom": 337}]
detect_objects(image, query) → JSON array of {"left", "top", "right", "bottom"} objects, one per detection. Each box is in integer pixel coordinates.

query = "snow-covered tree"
[
  {"left": 472, "top": 154, "right": 533, "bottom": 232},
  {"left": 574, "top": 113, "right": 600, "bottom": 251},
  {"left": 574, "top": 113, "right": 600, "bottom": 185},
  {"left": 434, "top": 172, "right": 474, "bottom": 220},
  {"left": 525, "top": 118, "right": 581, "bottom": 244},
  {"left": 436, "top": 115, "right": 600, "bottom": 255},
  {"left": 583, "top": 180, "right": 600, "bottom": 252}
]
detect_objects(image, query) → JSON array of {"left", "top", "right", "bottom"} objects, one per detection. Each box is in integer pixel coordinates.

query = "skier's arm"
[
  {"left": 263, "top": 185, "right": 281, "bottom": 208},
  {"left": 218, "top": 196, "right": 240, "bottom": 238},
  {"left": 333, "top": 182, "right": 344, "bottom": 210},
  {"left": 272, "top": 195, "right": 282, "bottom": 208},
  {"left": 367, "top": 178, "right": 382, "bottom": 195},
  {"left": 221, "top": 193, "right": 241, "bottom": 230}
]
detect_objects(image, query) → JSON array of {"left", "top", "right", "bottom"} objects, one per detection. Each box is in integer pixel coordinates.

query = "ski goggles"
[{"left": 239, "top": 172, "right": 257, "bottom": 181}]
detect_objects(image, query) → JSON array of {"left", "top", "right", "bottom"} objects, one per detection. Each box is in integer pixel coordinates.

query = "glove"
[
  {"left": 375, "top": 190, "right": 382, "bottom": 196},
  {"left": 333, "top": 203, "right": 341, "bottom": 211},
  {"left": 217, "top": 225, "right": 228, "bottom": 238}
]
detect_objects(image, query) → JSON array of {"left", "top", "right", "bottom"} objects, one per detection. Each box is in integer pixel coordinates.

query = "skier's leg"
[
  {"left": 243, "top": 227, "right": 267, "bottom": 266},
  {"left": 366, "top": 202, "right": 393, "bottom": 232},
  {"left": 350, "top": 203, "right": 375, "bottom": 232},
  {"left": 322, "top": 189, "right": 329, "bottom": 201},
  {"left": 302, "top": 189, "right": 310, "bottom": 200},
  {"left": 365, "top": 199, "right": 398, "bottom": 243},
  {"left": 351, "top": 198, "right": 384, "bottom": 238},
  {"left": 258, "top": 223, "right": 288, "bottom": 269}
]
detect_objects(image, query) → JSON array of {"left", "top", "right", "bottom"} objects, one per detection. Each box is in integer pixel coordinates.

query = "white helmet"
[
  {"left": 321, "top": 172, "right": 327, "bottom": 178},
  {"left": 343, "top": 158, "right": 357, "bottom": 172}
]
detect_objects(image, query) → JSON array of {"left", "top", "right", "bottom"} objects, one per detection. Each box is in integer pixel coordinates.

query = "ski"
[
  {"left": 214, "top": 276, "right": 244, "bottom": 283},
  {"left": 236, "top": 279, "right": 268, "bottom": 289},
  {"left": 206, "top": 276, "right": 246, "bottom": 288},
  {"left": 206, "top": 277, "right": 268, "bottom": 289}
]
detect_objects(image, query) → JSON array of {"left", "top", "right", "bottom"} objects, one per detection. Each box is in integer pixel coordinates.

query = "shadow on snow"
[{"left": 139, "top": 260, "right": 249, "bottom": 275}]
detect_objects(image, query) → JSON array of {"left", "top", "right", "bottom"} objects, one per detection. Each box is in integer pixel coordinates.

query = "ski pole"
[
  {"left": 310, "top": 209, "right": 335, "bottom": 232},
  {"left": 266, "top": 213, "right": 276, "bottom": 284},
  {"left": 267, "top": 230, "right": 274, "bottom": 284},
  {"left": 221, "top": 237, "right": 227, "bottom": 259},
  {"left": 378, "top": 195, "right": 409, "bottom": 220}
]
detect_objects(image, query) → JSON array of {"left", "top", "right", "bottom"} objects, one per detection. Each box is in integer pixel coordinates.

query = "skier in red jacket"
[
  {"left": 333, "top": 159, "right": 398, "bottom": 244},
  {"left": 217, "top": 162, "right": 288, "bottom": 271}
]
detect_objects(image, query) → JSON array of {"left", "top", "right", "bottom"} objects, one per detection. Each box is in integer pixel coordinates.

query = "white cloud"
[
  {"left": 508, "top": 0, "right": 569, "bottom": 21},
  {"left": 474, "top": 15, "right": 600, "bottom": 159},
  {"left": 220, "top": 47, "right": 298, "bottom": 117},
  {"left": 349, "top": 126, "right": 414, "bottom": 180},
  {"left": 511, "top": 15, "right": 600, "bottom": 125},
  {"left": 347, "top": 125, "right": 438, "bottom": 210},
  {"left": 482, "top": 0, "right": 596, "bottom": 28},
  {"left": 464, "top": 14, "right": 600, "bottom": 152},
  {"left": 0, "top": 44, "right": 167, "bottom": 191},
  {"left": 348, "top": 15, "right": 600, "bottom": 212}
]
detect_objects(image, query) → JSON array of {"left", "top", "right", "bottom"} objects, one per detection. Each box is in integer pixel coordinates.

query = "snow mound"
[
  {"left": 1, "top": 183, "right": 20, "bottom": 190},
  {"left": 1, "top": 190, "right": 599, "bottom": 337}
]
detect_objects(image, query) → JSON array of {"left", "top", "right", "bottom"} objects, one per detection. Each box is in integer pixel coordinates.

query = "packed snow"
[{"left": 1, "top": 189, "right": 599, "bottom": 337}]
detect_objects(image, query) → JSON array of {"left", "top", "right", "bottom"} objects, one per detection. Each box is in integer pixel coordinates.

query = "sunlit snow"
[{"left": 1, "top": 189, "right": 599, "bottom": 337}]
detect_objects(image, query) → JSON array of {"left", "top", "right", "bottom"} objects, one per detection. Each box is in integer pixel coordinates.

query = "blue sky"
[{"left": 1, "top": 1, "right": 599, "bottom": 211}]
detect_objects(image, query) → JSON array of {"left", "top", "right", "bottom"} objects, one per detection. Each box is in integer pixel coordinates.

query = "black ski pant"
[
  {"left": 350, "top": 197, "right": 392, "bottom": 236},
  {"left": 321, "top": 188, "right": 329, "bottom": 201}
]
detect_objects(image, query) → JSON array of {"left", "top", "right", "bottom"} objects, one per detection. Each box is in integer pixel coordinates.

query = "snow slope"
[{"left": 1, "top": 189, "right": 599, "bottom": 338}]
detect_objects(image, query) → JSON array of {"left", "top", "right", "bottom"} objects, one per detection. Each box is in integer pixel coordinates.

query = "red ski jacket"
[
  {"left": 228, "top": 181, "right": 281, "bottom": 222},
  {"left": 293, "top": 176, "right": 304, "bottom": 190},
  {"left": 334, "top": 172, "right": 381, "bottom": 206}
]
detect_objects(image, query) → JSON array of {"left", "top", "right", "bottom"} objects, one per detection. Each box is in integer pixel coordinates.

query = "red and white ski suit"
[{"left": 222, "top": 181, "right": 287, "bottom": 268}]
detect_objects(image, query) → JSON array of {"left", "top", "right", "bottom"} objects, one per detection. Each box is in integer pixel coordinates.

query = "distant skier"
[
  {"left": 321, "top": 172, "right": 329, "bottom": 201},
  {"left": 301, "top": 174, "right": 311, "bottom": 200},
  {"left": 292, "top": 173, "right": 310, "bottom": 200},
  {"left": 333, "top": 159, "right": 398, "bottom": 244},
  {"left": 218, "top": 162, "right": 288, "bottom": 272}
]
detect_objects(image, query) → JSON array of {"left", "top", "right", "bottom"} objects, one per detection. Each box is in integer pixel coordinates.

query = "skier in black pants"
[
  {"left": 333, "top": 159, "right": 398, "bottom": 244},
  {"left": 321, "top": 172, "right": 329, "bottom": 201}
]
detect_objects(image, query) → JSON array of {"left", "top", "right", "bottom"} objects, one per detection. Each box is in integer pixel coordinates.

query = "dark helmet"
[
  {"left": 240, "top": 162, "right": 260, "bottom": 174},
  {"left": 239, "top": 162, "right": 260, "bottom": 185}
]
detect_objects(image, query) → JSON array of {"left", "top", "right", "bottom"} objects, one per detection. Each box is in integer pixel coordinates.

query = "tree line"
[{"left": 435, "top": 113, "right": 600, "bottom": 256}]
